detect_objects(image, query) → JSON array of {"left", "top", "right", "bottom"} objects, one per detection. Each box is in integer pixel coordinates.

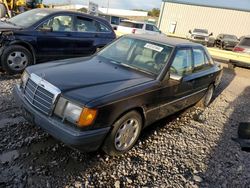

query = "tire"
[
  {"left": 1, "top": 45, "right": 33, "bottom": 74},
  {"left": 196, "top": 85, "right": 214, "bottom": 108},
  {"left": 102, "top": 111, "right": 142, "bottom": 156},
  {"left": 238, "top": 123, "right": 250, "bottom": 139}
]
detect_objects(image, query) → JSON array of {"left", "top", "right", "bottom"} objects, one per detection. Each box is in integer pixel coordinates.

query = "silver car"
[{"left": 233, "top": 35, "right": 250, "bottom": 54}]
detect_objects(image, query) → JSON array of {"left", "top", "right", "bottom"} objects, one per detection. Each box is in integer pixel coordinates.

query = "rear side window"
[
  {"left": 120, "top": 21, "right": 143, "bottom": 29},
  {"left": 146, "top": 24, "right": 154, "bottom": 31},
  {"left": 75, "top": 17, "right": 97, "bottom": 32},
  {"left": 239, "top": 38, "right": 250, "bottom": 46},
  {"left": 193, "top": 48, "right": 211, "bottom": 72},
  {"left": 96, "top": 22, "right": 111, "bottom": 32}
]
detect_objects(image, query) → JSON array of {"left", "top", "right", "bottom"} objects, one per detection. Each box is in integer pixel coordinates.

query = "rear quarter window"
[
  {"left": 239, "top": 38, "right": 250, "bottom": 46},
  {"left": 120, "top": 22, "right": 143, "bottom": 29}
]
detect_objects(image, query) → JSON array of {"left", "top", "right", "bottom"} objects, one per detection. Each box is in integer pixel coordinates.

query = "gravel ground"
[{"left": 0, "top": 65, "right": 250, "bottom": 188}]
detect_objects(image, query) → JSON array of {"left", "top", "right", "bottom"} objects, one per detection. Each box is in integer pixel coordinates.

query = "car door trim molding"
[{"left": 146, "top": 87, "right": 207, "bottom": 113}]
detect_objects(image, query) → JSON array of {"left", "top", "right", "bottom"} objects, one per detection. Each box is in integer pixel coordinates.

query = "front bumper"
[
  {"left": 13, "top": 85, "right": 110, "bottom": 152},
  {"left": 189, "top": 39, "right": 208, "bottom": 45}
]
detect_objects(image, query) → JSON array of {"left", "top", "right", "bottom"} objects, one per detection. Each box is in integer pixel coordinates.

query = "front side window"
[
  {"left": 170, "top": 49, "right": 192, "bottom": 76},
  {"left": 75, "top": 17, "right": 97, "bottom": 32},
  {"left": 99, "top": 37, "right": 173, "bottom": 75},
  {"left": 96, "top": 22, "right": 111, "bottom": 32},
  {"left": 43, "top": 15, "right": 73, "bottom": 32}
]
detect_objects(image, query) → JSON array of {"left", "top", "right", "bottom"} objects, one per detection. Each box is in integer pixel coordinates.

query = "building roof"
[
  {"left": 162, "top": 0, "right": 250, "bottom": 12},
  {"left": 125, "top": 34, "right": 199, "bottom": 47}
]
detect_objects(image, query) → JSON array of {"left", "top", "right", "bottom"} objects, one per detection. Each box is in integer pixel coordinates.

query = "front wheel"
[
  {"left": 196, "top": 85, "right": 214, "bottom": 108},
  {"left": 1, "top": 45, "right": 33, "bottom": 74},
  {"left": 102, "top": 111, "right": 142, "bottom": 156}
]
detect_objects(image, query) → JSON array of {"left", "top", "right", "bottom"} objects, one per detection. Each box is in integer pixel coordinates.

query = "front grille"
[
  {"left": 194, "top": 36, "right": 205, "bottom": 40},
  {"left": 23, "top": 74, "right": 61, "bottom": 115}
]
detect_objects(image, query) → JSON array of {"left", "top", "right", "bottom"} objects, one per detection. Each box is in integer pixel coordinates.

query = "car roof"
[
  {"left": 32, "top": 8, "right": 109, "bottom": 23},
  {"left": 125, "top": 34, "right": 200, "bottom": 47}
]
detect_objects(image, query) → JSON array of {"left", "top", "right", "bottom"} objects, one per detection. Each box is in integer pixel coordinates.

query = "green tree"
[{"left": 148, "top": 8, "right": 160, "bottom": 17}]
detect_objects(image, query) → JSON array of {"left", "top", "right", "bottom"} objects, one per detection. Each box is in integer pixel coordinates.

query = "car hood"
[
  {"left": 192, "top": 32, "right": 209, "bottom": 37},
  {"left": 0, "top": 21, "right": 22, "bottom": 31},
  {"left": 27, "top": 56, "right": 154, "bottom": 104},
  {"left": 223, "top": 38, "right": 238, "bottom": 43}
]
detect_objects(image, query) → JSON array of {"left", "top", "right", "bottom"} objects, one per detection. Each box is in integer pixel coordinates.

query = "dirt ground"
[{"left": 0, "top": 64, "right": 250, "bottom": 188}]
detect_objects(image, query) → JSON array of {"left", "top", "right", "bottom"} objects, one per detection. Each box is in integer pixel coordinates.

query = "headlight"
[
  {"left": 21, "top": 71, "right": 29, "bottom": 87},
  {"left": 205, "top": 37, "right": 209, "bottom": 41},
  {"left": 54, "top": 97, "right": 97, "bottom": 127}
]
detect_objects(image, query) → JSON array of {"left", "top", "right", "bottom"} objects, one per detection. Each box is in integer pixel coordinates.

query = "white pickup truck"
[{"left": 117, "top": 20, "right": 163, "bottom": 35}]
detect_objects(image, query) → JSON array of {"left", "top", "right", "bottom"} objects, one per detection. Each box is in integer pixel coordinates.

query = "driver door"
[
  {"left": 35, "top": 14, "right": 75, "bottom": 61},
  {"left": 158, "top": 48, "right": 195, "bottom": 119}
]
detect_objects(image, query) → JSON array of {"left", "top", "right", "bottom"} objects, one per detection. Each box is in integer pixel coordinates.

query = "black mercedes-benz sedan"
[
  {"left": 13, "top": 34, "right": 222, "bottom": 156},
  {"left": 0, "top": 8, "right": 116, "bottom": 74}
]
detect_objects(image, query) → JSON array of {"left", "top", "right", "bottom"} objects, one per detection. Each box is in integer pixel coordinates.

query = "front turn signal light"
[{"left": 77, "top": 108, "right": 98, "bottom": 127}]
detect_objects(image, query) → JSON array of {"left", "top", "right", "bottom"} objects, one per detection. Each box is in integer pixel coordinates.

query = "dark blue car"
[{"left": 0, "top": 8, "right": 116, "bottom": 74}]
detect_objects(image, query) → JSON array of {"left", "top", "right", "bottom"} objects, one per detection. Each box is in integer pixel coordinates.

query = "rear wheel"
[
  {"left": 0, "top": 3, "right": 7, "bottom": 18},
  {"left": 1, "top": 45, "right": 33, "bottom": 74},
  {"left": 196, "top": 85, "right": 214, "bottom": 108},
  {"left": 102, "top": 111, "right": 142, "bottom": 156}
]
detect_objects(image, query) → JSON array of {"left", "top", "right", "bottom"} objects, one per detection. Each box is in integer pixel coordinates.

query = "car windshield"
[
  {"left": 224, "top": 35, "right": 238, "bottom": 40},
  {"left": 120, "top": 21, "right": 143, "bottom": 29},
  {"left": 8, "top": 9, "right": 50, "bottom": 28},
  {"left": 193, "top": 29, "right": 208, "bottom": 34},
  {"left": 99, "top": 37, "right": 173, "bottom": 75}
]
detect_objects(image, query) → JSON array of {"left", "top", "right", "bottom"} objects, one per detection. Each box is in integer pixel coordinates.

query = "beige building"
[{"left": 158, "top": 0, "right": 250, "bottom": 38}]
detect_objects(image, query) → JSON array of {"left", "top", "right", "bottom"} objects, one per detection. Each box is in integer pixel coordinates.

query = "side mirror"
[
  {"left": 189, "top": 30, "right": 192, "bottom": 34},
  {"left": 170, "top": 73, "right": 182, "bottom": 82},
  {"left": 209, "top": 32, "right": 213, "bottom": 36},
  {"left": 159, "top": 30, "right": 162, "bottom": 34},
  {"left": 40, "top": 26, "right": 53, "bottom": 32}
]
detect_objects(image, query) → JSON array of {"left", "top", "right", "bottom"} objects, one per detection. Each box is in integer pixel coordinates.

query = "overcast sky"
[{"left": 43, "top": 0, "right": 250, "bottom": 11}]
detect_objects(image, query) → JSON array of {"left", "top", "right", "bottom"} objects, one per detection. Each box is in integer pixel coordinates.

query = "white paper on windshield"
[
  {"left": 144, "top": 43, "right": 163, "bottom": 52},
  {"left": 36, "top": 13, "right": 48, "bottom": 16}
]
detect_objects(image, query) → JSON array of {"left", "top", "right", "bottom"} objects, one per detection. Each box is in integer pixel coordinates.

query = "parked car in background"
[
  {"left": 215, "top": 34, "right": 239, "bottom": 50},
  {"left": 188, "top": 28, "right": 213, "bottom": 46},
  {"left": 117, "top": 20, "right": 162, "bottom": 35},
  {"left": 0, "top": 8, "right": 116, "bottom": 74},
  {"left": 233, "top": 35, "right": 250, "bottom": 54},
  {"left": 14, "top": 34, "right": 222, "bottom": 156}
]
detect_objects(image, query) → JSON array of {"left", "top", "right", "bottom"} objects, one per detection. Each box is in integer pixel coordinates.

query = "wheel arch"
[
  {"left": 111, "top": 106, "right": 146, "bottom": 129},
  {"left": 7, "top": 41, "right": 36, "bottom": 64}
]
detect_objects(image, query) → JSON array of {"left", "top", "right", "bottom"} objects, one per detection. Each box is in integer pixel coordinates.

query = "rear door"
[
  {"left": 191, "top": 47, "right": 216, "bottom": 93},
  {"left": 36, "top": 14, "right": 75, "bottom": 61},
  {"left": 70, "top": 16, "right": 114, "bottom": 56}
]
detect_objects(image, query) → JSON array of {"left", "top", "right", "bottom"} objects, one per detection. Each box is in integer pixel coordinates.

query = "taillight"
[
  {"left": 132, "top": 28, "right": 136, "bottom": 34},
  {"left": 233, "top": 47, "right": 245, "bottom": 52}
]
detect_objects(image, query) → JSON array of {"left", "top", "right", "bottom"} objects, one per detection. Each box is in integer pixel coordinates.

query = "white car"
[{"left": 117, "top": 20, "right": 163, "bottom": 35}]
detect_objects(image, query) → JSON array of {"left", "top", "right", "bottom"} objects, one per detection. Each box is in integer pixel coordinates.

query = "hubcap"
[
  {"left": 115, "top": 118, "right": 140, "bottom": 151},
  {"left": 7, "top": 51, "right": 28, "bottom": 71},
  {"left": 205, "top": 86, "right": 214, "bottom": 106}
]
